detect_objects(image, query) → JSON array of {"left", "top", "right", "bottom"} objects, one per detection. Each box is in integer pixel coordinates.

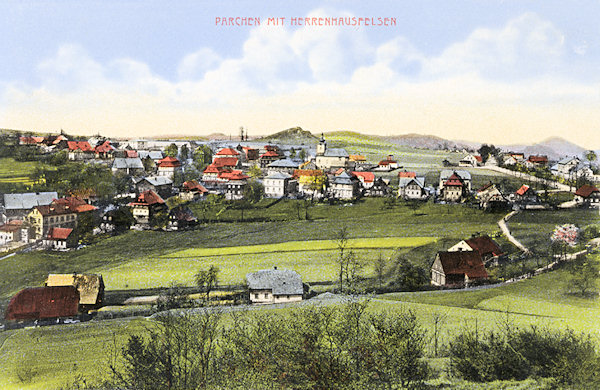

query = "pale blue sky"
[{"left": 1, "top": 1, "right": 599, "bottom": 147}]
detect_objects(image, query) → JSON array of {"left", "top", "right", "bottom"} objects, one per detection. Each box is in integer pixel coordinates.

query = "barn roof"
[
  {"left": 436, "top": 251, "right": 488, "bottom": 279},
  {"left": 575, "top": 184, "right": 600, "bottom": 198},
  {"left": 246, "top": 269, "right": 303, "bottom": 295},
  {"left": 464, "top": 235, "right": 504, "bottom": 257},
  {"left": 5, "top": 286, "right": 80, "bottom": 321},
  {"left": 46, "top": 274, "right": 104, "bottom": 306}
]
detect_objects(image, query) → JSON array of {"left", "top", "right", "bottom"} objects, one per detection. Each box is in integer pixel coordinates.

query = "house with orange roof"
[
  {"left": 180, "top": 180, "right": 208, "bottom": 201},
  {"left": 127, "top": 190, "right": 167, "bottom": 226},
  {"left": 574, "top": 184, "right": 600, "bottom": 205},
  {"left": 94, "top": 140, "right": 115, "bottom": 159},
  {"left": 351, "top": 171, "right": 375, "bottom": 189},
  {"left": 513, "top": 184, "right": 539, "bottom": 205},
  {"left": 223, "top": 171, "right": 250, "bottom": 200},
  {"left": 67, "top": 141, "right": 94, "bottom": 161},
  {"left": 440, "top": 172, "right": 468, "bottom": 202},
  {"left": 27, "top": 197, "right": 97, "bottom": 240},
  {"left": 42, "top": 227, "right": 76, "bottom": 250},
  {"left": 376, "top": 155, "right": 399, "bottom": 171},
  {"left": 260, "top": 150, "right": 281, "bottom": 168},
  {"left": 157, "top": 156, "right": 182, "bottom": 179}
]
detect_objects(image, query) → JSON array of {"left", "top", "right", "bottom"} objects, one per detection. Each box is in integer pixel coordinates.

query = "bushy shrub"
[{"left": 449, "top": 324, "right": 600, "bottom": 386}]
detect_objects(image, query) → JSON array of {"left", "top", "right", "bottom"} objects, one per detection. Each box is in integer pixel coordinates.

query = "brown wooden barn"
[{"left": 5, "top": 286, "right": 80, "bottom": 322}]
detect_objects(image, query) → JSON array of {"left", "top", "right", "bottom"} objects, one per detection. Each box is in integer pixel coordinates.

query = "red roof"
[
  {"left": 474, "top": 155, "right": 483, "bottom": 162},
  {"left": 352, "top": 171, "right": 375, "bottom": 183},
  {"left": 575, "top": 184, "right": 600, "bottom": 198},
  {"left": 444, "top": 173, "right": 464, "bottom": 187},
  {"left": 261, "top": 150, "right": 279, "bottom": 158},
  {"left": 20, "top": 136, "right": 45, "bottom": 144},
  {"left": 219, "top": 170, "right": 249, "bottom": 181},
  {"left": 398, "top": 171, "right": 416, "bottom": 178},
  {"left": 464, "top": 235, "right": 504, "bottom": 258},
  {"left": 95, "top": 141, "right": 114, "bottom": 154},
  {"left": 35, "top": 197, "right": 96, "bottom": 216},
  {"left": 128, "top": 190, "right": 165, "bottom": 206},
  {"left": 437, "top": 251, "right": 488, "bottom": 279},
  {"left": 158, "top": 156, "right": 181, "bottom": 168},
  {"left": 67, "top": 141, "right": 93, "bottom": 152},
  {"left": 203, "top": 164, "right": 221, "bottom": 174},
  {"left": 6, "top": 286, "right": 80, "bottom": 321},
  {"left": 216, "top": 147, "right": 240, "bottom": 156},
  {"left": 52, "top": 197, "right": 97, "bottom": 213},
  {"left": 515, "top": 184, "right": 531, "bottom": 196},
  {"left": 0, "top": 220, "right": 23, "bottom": 232},
  {"left": 125, "top": 150, "right": 138, "bottom": 158},
  {"left": 183, "top": 180, "right": 208, "bottom": 193},
  {"left": 528, "top": 155, "right": 548, "bottom": 164},
  {"left": 47, "top": 227, "right": 73, "bottom": 240},
  {"left": 378, "top": 160, "right": 396, "bottom": 166},
  {"left": 212, "top": 157, "right": 238, "bottom": 168},
  {"left": 334, "top": 168, "right": 345, "bottom": 176}
]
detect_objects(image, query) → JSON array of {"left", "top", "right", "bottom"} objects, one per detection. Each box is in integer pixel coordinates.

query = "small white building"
[
  {"left": 398, "top": 177, "right": 427, "bottom": 200},
  {"left": 246, "top": 268, "right": 304, "bottom": 304},
  {"left": 264, "top": 172, "right": 295, "bottom": 198}
]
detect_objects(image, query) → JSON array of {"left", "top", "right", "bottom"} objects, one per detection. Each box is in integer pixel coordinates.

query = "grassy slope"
[{"left": 0, "top": 199, "right": 504, "bottom": 299}]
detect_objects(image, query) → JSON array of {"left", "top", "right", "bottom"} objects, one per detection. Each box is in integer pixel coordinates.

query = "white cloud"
[
  {"left": 177, "top": 48, "right": 222, "bottom": 80},
  {"left": 3, "top": 11, "right": 600, "bottom": 148},
  {"left": 423, "top": 13, "right": 565, "bottom": 79}
]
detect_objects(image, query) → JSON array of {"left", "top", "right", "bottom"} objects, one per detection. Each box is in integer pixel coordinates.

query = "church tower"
[{"left": 316, "top": 133, "right": 327, "bottom": 156}]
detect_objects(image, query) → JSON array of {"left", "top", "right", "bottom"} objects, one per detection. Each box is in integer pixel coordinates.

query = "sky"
[{"left": 1, "top": 0, "right": 600, "bottom": 148}]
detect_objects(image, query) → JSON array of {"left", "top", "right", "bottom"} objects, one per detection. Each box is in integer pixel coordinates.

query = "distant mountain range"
[
  {"left": 256, "top": 128, "right": 591, "bottom": 161},
  {"left": 499, "top": 137, "right": 588, "bottom": 161}
]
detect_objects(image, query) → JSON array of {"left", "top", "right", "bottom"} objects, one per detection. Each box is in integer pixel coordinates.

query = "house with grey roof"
[
  {"left": 112, "top": 157, "right": 145, "bottom": 175},
  {"left": 134, "top": 176, "right": 173, "bottom": 198},
  {"left": 246, "top": 268, "right": 304, "bottom": 304},
  {"left": 264, "top": 172, "right": 297, "bottom": 198},
  {"left": 328, "top": 171, "right": 359, "bottom": 200},
  {"left": 3, "top": 192, "right": 58, "bottom": 218},
  {"left": 398, "top": 177, "right": 428, "bottom": 200},
  {"left": 266, "top": 158, "right": 301, "bottom": 175}
]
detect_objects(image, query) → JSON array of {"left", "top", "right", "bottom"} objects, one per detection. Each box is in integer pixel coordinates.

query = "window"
[
  {"left": 264, "top": 293, "right": 269, "bottom": 299},
  {"left": 254, "top": 293, "right": 259, "bottom": 299},
  {"left": 50, "top": 217, "right": 54, "bottom": 223},
  {"left": 61, "top": 216, "right": 65, "bottom": 222}
]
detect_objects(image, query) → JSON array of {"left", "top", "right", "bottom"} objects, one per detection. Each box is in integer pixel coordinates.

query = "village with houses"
[
  {"left": 0, "top": 127, "right": 599, "bottom": 323},
  {"left": 0, "top": 126, "right": 600, "bottom": 388}
]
